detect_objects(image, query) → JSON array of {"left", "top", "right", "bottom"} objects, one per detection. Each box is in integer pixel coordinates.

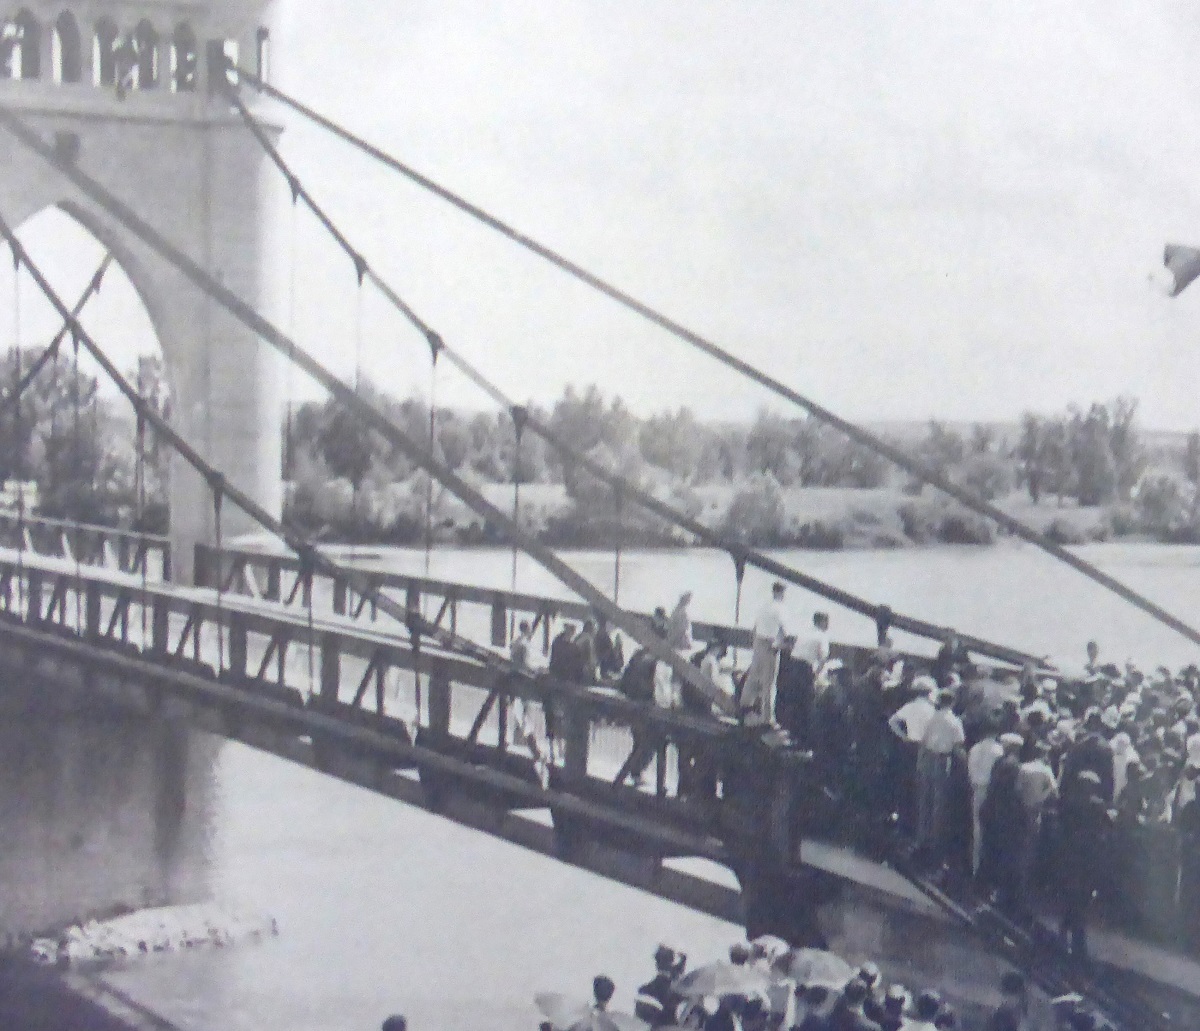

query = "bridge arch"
[
  {"left": 12, "top": 203, "right": 172, "bottom": 526},
  {"left": 92, "top": 16, "right": 118, "bottom": 86},
  {"left": 2, "top": 8, "right": 41, "bottom": 80},
  {"left": 171, "top": 23, "right": 197, "bottom": 93},
  {"left": 51, "top": 11, "right": 82, "bottom": 84},
  {"left": 132, "top": 19, "right": 157, "bottom": 90}
]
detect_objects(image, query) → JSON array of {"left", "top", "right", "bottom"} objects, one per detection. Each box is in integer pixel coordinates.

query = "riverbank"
[{"left": 289, "top": 481, "right": 1143, "bottom": 552}]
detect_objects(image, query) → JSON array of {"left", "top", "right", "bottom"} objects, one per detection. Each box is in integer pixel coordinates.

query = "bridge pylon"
[{"left": 0, "top": 0, "right": 285, "bottom": 580}]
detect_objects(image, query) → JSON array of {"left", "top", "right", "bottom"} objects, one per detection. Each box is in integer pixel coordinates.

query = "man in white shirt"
[
  {"left": 654, "top": 654, "right": 679, "bottom": 711},
  {"left": 967, "top": 730, "right": 1004, "bottom": 876},
  {"left": 888, "top": 676, "right": 938, "bottom": 744},
  {"left": 793, "top": 611, "right": 832, "bottom": 684},
  {"left": 699, "top": 640, "right": 737, "bottom": 703},
  {"left": 916, "top": 690, "right": 965, "bottom": 864},
  {"left": 740, "top": 582, "right": 788, "bottom": 725}
]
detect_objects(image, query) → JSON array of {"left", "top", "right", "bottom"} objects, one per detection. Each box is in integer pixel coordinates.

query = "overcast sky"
[{"left": 15, "top": 0, "right": 1200, "bottom": 430}]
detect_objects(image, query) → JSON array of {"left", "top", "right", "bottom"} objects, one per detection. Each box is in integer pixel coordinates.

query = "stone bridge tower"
[{"left": 0, "top": 0, "right": 284, "bottom": 579}]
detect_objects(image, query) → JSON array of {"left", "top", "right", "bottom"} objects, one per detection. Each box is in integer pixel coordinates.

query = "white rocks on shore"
[{"left": 29, "top": 903, "right": 279, "bottom": 969}]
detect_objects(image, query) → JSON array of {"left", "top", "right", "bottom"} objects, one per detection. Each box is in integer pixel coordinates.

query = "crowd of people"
[
  {"left": 790, "top": 627, "right": 1200, "bottom": 963},
  {"left": 506, "top": 584, "right": 1200, "bottom": 961},
  {"left": 532, "top": 937, "right": 1110, "bottom": 1031}
]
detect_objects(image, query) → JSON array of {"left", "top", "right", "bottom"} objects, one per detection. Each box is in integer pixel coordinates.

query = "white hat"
[
  {"left": 912, "top": 675, "right": 938, "bottom": 695},
  {"left": 1024, "top": 700, "right": 1052, "bottom": 722}
]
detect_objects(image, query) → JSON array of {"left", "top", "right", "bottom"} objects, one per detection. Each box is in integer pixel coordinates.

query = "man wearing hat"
[
  {"left": 636, "top": 946, "right": 686, "bottom": 1027},
  {"left": 829, "top": 978, "right": 882, "bottom": 1031},
  {"left": 877, "top": 985, "right": 909, "bottom": 1031},
  {"left": 888, "top": 676, "right": 938, "bottom": 836},
  {"left": 904, "top": 991, "right": 943, "bottom": 1031},
  {"left": 1061, "top": 711, "right": 1115, "bottom": 804},
  {"left": 1057, "top": 769, "right": 1111, "bottom": 961}
]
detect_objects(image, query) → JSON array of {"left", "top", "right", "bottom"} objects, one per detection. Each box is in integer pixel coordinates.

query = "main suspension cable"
[
  {"left": 227, "top": 66, "right": 1200, "bottom": 656},
  {"left": 0, "top": 124, "right": 738, "bottom": 716},
  {"left": 220, "top": 84, "right": 1042, "bottom": 667}
]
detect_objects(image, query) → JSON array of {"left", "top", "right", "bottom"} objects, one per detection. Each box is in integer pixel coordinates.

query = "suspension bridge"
[{"left": 0, "top": 3, "right": 1198, "bottom": 1030}]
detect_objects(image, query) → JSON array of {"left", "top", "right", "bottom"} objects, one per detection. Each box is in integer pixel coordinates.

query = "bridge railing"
[
  {"left": 194, "top": 543, "right": 943, "bottom": 685},
  {"left": 0, "top": 551, "right": 815, "bottom": 875},
  {"left": 0, "top": 510, "right": 171, "bottom": 581}
]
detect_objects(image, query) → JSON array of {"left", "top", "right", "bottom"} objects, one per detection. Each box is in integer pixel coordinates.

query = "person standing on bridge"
[
  {"left": 741, "top": 583, "right": 788, "bottom": 726},
  {"left": 511, "top": 620, "right": 536, "bottom": 671},
  {"left": 1056, "top": 769, "right": 1111, "bottom": 962},
  {"left": 1015, "top": 739, "right": 1058, "bottom": 908},
  {"left": 508, "top": 620, "right": 537, "bottom": 751},
  {"left": 546, "top": 622, "right": 581, "bottom": 765},
  {"left": 549, "top": 622, "right": 579, "bottom": 682},
  {"left": 1173, "top": 760, "right": 1200, "bottom": 951},
  {"left": 575, "top": 619, "right": 600, "bottom": 685},
  {"left": 777, "top": 611, "right": 831, "bottom": 745},
  {"left": 967, "top": 727, "right": 1005, "bottom": 877},
  {"left": 666, "top": 592, "right": 695, "bottom": 652},
  {"left": 595, "top": 617, "right": 624, "bottom": 680},
  {"left": 915, "top": 690, "right": 965, "bottom": 867}
]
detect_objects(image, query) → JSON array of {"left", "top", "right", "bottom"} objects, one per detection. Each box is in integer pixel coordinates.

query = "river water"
[{"left": 98, "top": 542, "right": 1200, "bottom": 1031}]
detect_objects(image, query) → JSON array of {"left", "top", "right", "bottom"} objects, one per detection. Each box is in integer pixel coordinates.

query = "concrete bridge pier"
[{"left": 0, "top": 671, "right": 215, "bottom": 942}]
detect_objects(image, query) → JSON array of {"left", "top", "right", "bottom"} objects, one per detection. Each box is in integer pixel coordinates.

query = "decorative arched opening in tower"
[
  {"left": 51, "top": 11, "right": 82, "bottom": 84},
  {"left": 132, "top": 19, "right": 157, "bottom": 90},
  {"left": 171, "top": 23, "right": 196, "bottom": 93},
  {"left": 93, "top": 17, "right": 118, "bottom": 86},
  {"left": 1, "top": 9, "right": 42, "bottom": 80},
  {"left": 7, "top": 205, "right": 173, "bottom": 534}
]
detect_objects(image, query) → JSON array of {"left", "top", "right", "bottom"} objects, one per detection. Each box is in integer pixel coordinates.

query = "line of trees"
[
  {"left": 1, "top": 344, "right": 1197, "bottom": 548},
  {"left": 0, "top": 349, "right": 169, "bottom": 530},
  {"left": 1013, "top": 398, "right": 1144, "bottom": 507}
]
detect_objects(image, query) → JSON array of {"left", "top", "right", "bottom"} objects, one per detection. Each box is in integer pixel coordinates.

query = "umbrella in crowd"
[
  {"left": 671, "top": 960, "right": 771, "bottom": 1000},
  {"left": 535, "top": 992, "right": 648, "bottom": 1031},
  {"left": 783, "top": 948, "right": 854, "bottom": 990}
]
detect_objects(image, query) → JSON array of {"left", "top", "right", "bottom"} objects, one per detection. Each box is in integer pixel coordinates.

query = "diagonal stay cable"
[
  {"left": 0, "top": 112, "right": 735, "bottom": 718},
  {"left": 0, "top": 222, "right": 529, "bottom": 684},
  {"left": 0, "top": 253, "right": 110, "bottom": 425},
  {"left": 231, "top": 65, "right": 1200, "bottom": 653},
  {"left": 222, "top": 82, "right": 1041, "bottom": 669}
]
